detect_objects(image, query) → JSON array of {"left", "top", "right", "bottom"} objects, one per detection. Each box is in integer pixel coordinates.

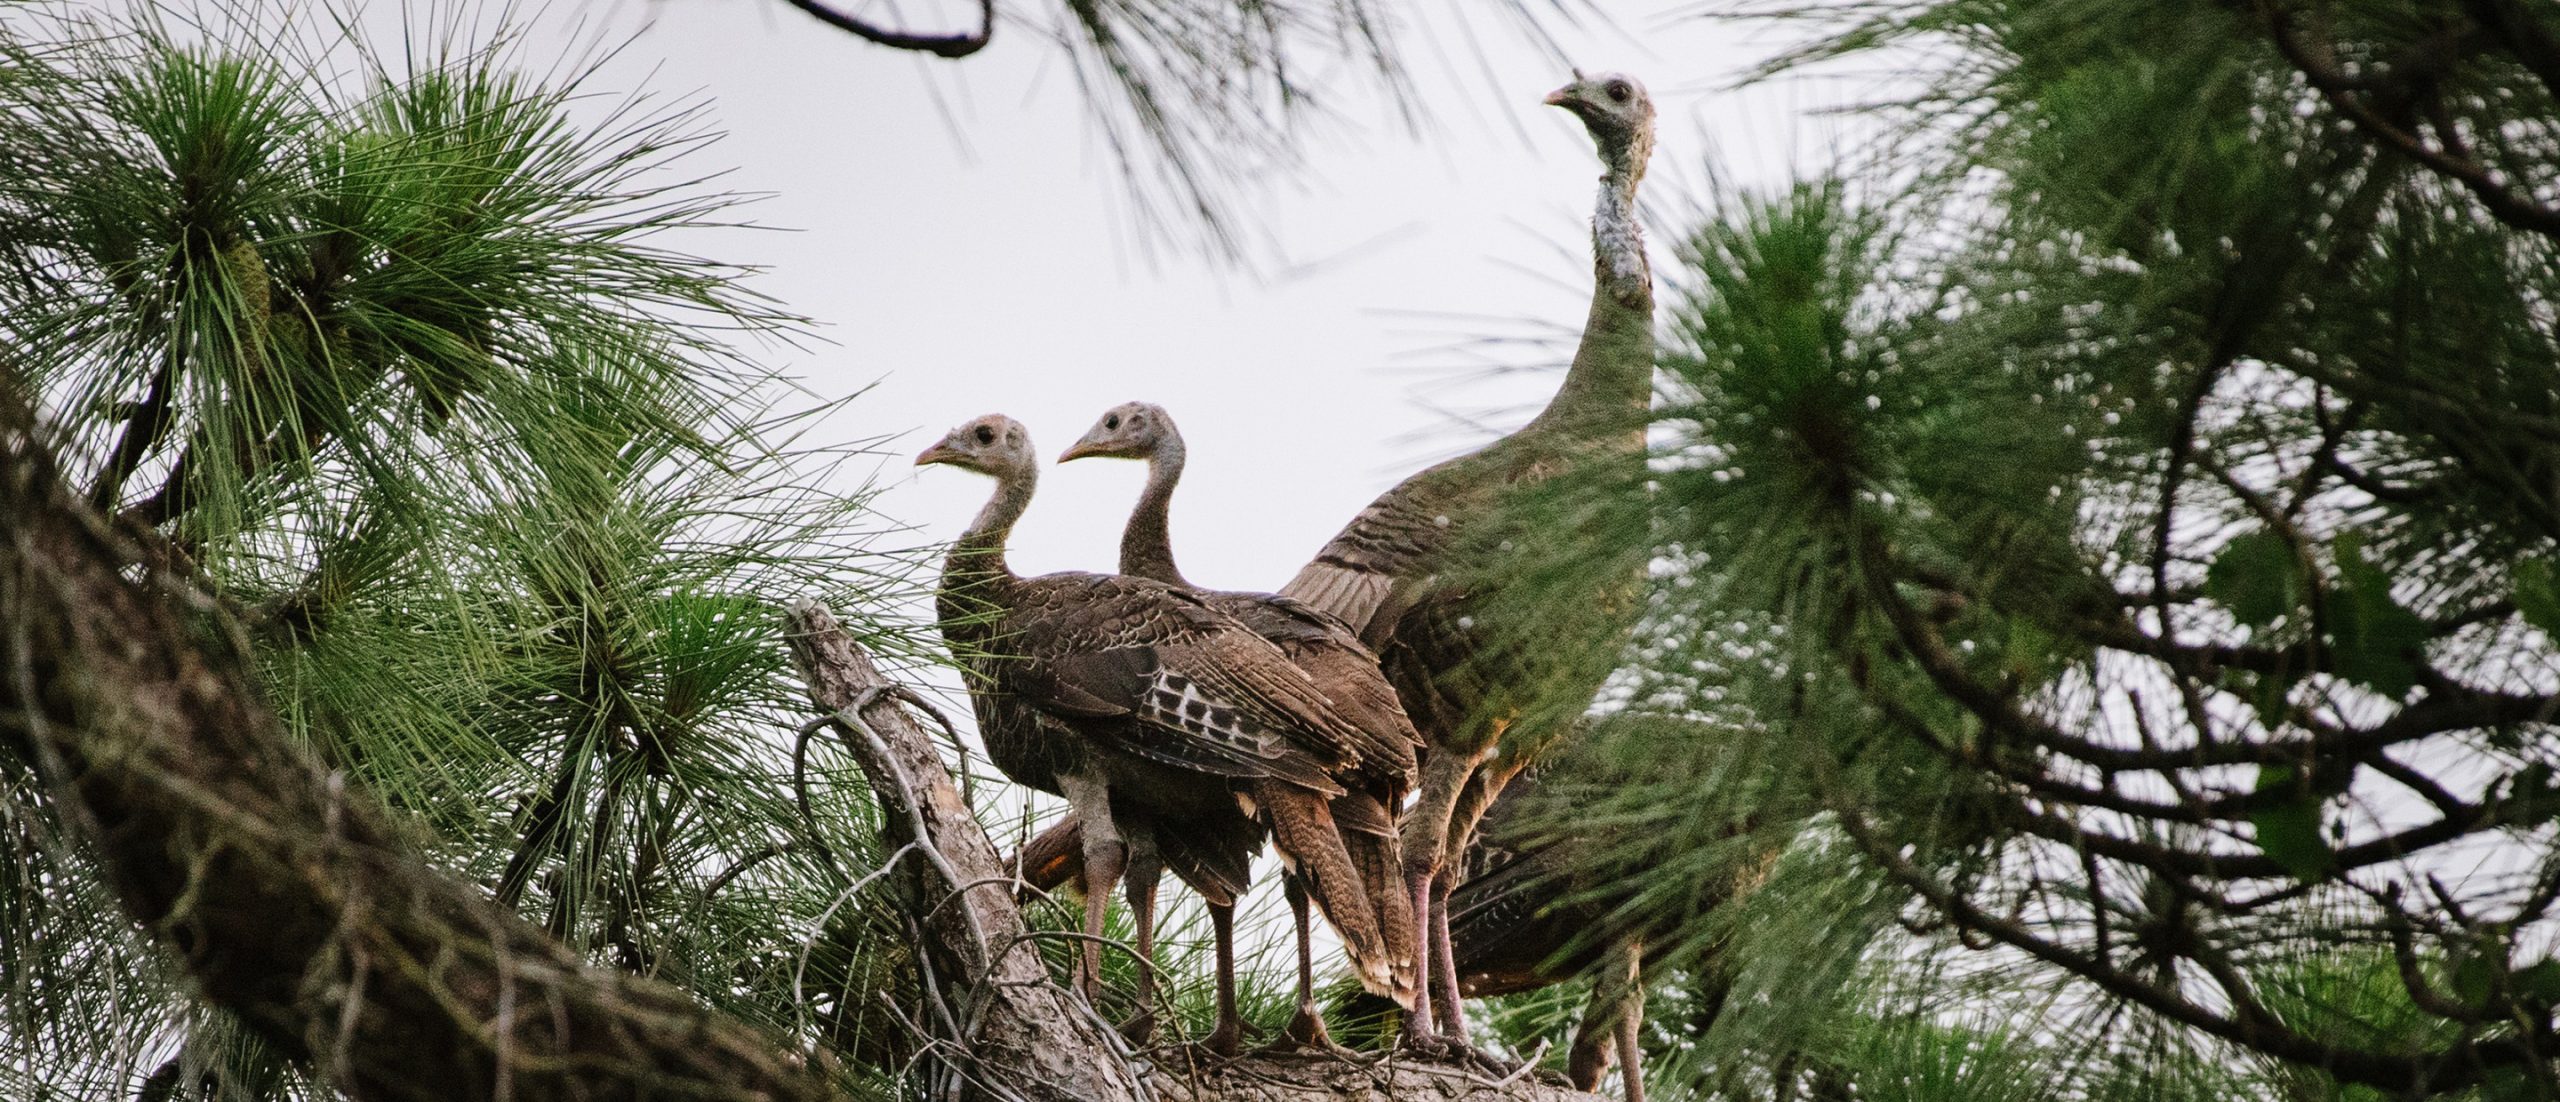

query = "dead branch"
[{"left": 783, "top": 600, "right": 1148, "bottom": 1102}]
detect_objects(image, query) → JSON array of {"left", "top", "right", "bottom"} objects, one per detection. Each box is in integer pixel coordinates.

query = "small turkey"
[
  {"left": 1041, "top": 400, "right": 1422, "bottom": 1050},
  {"left": 1278, "top": 70, "right": 1659, "bottom": 1058},
  {"left": 916, "top": 413, "right": 1405, "bottom": 1041}
]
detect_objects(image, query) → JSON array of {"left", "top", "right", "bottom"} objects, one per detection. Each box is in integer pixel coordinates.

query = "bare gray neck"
[
  {"left": 949, "top": 463, "right": 1035, "bottom": 587},
  {"left": 1527, "top": 135, "right": 1655, "bottom": 438},
  {"left": 1120, "top": 438, "right": 1191, "bottom": 589},
  {"left": 1592, "top": 155, "right": 1647, "bottom": 298}
]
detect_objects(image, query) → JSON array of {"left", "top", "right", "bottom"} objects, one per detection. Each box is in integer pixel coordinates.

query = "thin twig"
[{"left": 781, "top": 0, "right": 994, "bottom": 57}]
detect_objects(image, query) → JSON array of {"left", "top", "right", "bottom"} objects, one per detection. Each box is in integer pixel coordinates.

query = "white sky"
[{"left": 524, "top": 0, "right": 1879, "bottom": 600}]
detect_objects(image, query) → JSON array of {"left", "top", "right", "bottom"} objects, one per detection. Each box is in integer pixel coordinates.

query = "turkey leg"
[
  {"left": 1203, "top": 901, "right": 1243, "bottom": 1056},
  {"left": 1062, "top": 775, "right": 1126, "bottom": 1004},
  {"left": 1429, "top": 877, "right": 1464, "bottom": 1036},
  {"left": 1120, "top": 837, "right": 1163, "bottom": 1044},
  {"left": 1395, "top": 745, "right": 1486, "bottom": 1055},
  {"left": 1432, "top": 757, "right": 1518, "bottom": 1038},
  {"left": 1617, "top": 975, "right": 1647, "bottom": 1102},
  {"left": 1266, "top": 873, "right": 1336, "bottom": 1051}
]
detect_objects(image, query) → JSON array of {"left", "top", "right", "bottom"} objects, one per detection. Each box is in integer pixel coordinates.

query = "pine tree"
[
  {"left": 0, "top": 6, "right": 932, "bottom": 1095},
  {"left": 1519, "top": 1, "right": 2560, "bottom": 1096}
]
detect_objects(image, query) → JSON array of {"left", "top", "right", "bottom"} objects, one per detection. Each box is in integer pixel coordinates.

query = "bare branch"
[
  {"left": 780, "top": 600, "right": 1146, "bottom": 1102},
  {"left": 782, "top": 0, "right": 994, "bottom": 58}
]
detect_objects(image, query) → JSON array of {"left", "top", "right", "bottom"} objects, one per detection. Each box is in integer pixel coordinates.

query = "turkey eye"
[
  {"left": 974, "top": 425, "right": 997, "bottom": 445},
  {"left": 1105, "top": 414, "right": 1121, "bottom": 430},
  {"left": 1607, "top": 81, "right": 1629, "bottom": 101}
]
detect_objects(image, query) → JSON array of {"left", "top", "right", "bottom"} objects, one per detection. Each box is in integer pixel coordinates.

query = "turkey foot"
[
  {"left": 1456, "top": 1040, "right": 1523, "bottom": 1078},
  {"left": 1394, "top": 1014, "right": 1463, "bottom": 1063},
  {"left": 1117, "top": 1009, "right": 1157, "bottom": 1047},
  {"left": 1395, "top": 1022, "right": 1512, "bottom": 1076},
  {"left": 1255, "top": 1004, "right": 1350, "bottom": 1057},
  {"left": 1196, "top": 1017, "right": 1244, "bottom": 1059}
]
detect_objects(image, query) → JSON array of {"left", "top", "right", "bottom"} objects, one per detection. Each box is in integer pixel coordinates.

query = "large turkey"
[
  {"left": 1446, "top": 768, "right": 1655, "bottom": 1102},
  {"left": 1278, "top": 70, "right": 1659, "bottom": 1056},
  {"left": 1050, "top": 400, "right": 1422, "bottom": 1050},
  {"left": 915, "top": 413, "right": 1404, "bottom": 1042}
]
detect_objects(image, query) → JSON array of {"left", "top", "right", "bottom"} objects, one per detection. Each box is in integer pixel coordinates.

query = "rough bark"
[
  {"left": 0, "top": 413, "right": 831, "bottom": 1099},
  {"left": 1146, "top": 1050, "right": 1594, "bottom": 1102},
  {"left": 783, "top": 599, "right": 1148, "bottom": 1102},
  {"left": 783, "top": 602, "right": 1596, "bottom": 1102}
]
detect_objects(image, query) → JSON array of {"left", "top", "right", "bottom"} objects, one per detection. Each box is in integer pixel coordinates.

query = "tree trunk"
[
  {"left": 0, "top": 409, "right": 830, "bottom": 1100},
  {"left": 783, "top": 599, "right": 1148, "bottom": 1102}
]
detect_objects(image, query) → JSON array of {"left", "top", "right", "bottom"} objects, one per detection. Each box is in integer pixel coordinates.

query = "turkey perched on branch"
[
  {"left": 916, "top": 414, "right": 1406, "bottom": 1041},
  {"left": 1039, "top": 400, "right": 1422, "bottom": 1051},
  {"left": 1279, "top": 70, "right": 1658, "bottom": 1058}
]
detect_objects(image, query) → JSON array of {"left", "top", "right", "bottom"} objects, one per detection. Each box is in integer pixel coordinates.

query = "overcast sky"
[{"left": 516, "top": 0, "right": 1878, "bottom": 603}]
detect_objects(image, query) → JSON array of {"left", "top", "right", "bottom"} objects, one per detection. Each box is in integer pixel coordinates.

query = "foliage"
[
  {"left": 1499, "top": 0, "right": 2560, "bottom": 1096},
  {"left": 0, "top": 3, "right": 955, "bottom": 1095}
]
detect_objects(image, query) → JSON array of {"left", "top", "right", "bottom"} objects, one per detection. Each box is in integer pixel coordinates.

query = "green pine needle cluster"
[
  {"left": 1485, "top": 0, "right": 2560, "bottom": 1097},
  {"left": 0, "top": 3, "right": 941, "bottom": 1095}
]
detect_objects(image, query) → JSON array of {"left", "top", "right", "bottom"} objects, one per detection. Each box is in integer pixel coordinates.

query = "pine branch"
[
  {"left": 2259, "top": 0, "right": 2560, "bottom": 240},
  {"left": 0, "top": 395, "right": 832, "bottom": 1101},
  {"left": 2462, "top": 0, "right": 2560, "bottom": 105},
  {"left": 1833, "top": 808, "right": 2540, "bottom": 1094}
]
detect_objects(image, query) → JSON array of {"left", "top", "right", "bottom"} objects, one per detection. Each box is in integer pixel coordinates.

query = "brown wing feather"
[
  {"left": 1279, "top": 476, "right": 1464, "bottom": 643},
  {"left": 996, "top": 571, "right": 1363, "bottom": 792},
  {"left": 1204, "top": 592, "right": 1420, "bottom": 787}
]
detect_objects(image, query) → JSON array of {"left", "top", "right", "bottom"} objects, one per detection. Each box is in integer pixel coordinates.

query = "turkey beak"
[
  {"left": 1543, "top": 84, "right": 1576, "bottom": 108},
  {"left": 915, "top": 439, "right": 959, "bottom": 467},
  {"left": 1057, "top": 438, "right": 1100, "bottom": 463}
]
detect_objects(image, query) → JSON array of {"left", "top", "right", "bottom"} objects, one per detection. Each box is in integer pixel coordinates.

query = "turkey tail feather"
[
  {"left": 1256, "top": 780, "right": 1414, "bottom": 1009},
  {"left": 1013, "top": 817, "right": 1083, "bottom": 896},
  {"left": 1341, "top": 811, "right": 1419, "bottom": 1005}
]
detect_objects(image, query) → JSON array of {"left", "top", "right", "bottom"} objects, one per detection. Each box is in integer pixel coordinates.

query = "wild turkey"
[
  {"left": 916, "top": 413, "right": 1404, "bottom": 1041},
  {"left": 1050, "top": 400, "right": 1422, "bottom": 1050},
  {"left": 1446, "top": 770, "right": 1654, "bottom": 1101},
  {"left": 1278, "top": 70, "right": 1658, "bottom": 1056}
]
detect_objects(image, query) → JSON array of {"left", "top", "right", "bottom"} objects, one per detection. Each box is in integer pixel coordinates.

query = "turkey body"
[
  {"left": 1035, "top": 401, "right": 1422, "bottom": 1050},
  {"left": 1279, "top": 70, "right": 1659, "bottom": 1052},
  {"left": 920, "top": 413, "right": 1396, "bottom": 1034}
]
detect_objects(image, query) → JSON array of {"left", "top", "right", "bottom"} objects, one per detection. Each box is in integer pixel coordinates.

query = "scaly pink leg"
[
  {"left": 1120, "top": 844, "right": 1163, "bottom": 1044},
  {"left": 1430, "top": 875, "right": 1464, "bottom": 1036},
  {"left": 1395, "top": 746, "right": 1482, "bottom": 1056}
]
